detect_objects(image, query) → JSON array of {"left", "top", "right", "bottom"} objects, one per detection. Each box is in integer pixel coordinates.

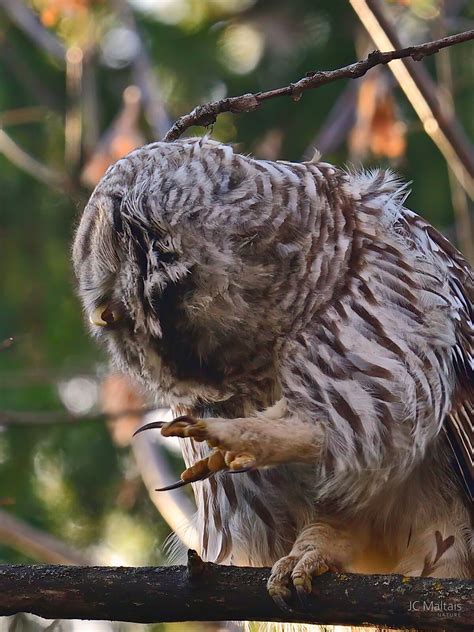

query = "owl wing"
[{"left": 406, "top": 212, "right": 473, "bottom": 502}]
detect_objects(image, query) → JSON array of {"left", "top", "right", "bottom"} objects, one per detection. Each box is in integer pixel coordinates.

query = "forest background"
[{"left": 0, "top": 0, "right": 473, "bottom": 630}]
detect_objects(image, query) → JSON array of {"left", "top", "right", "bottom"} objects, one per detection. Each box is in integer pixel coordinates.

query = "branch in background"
[
  {"left": 0, "top": 510, "right": 93, "bottom": 566},
  {"left": 0, "top": 107, "right": 46, "bottom": 127},
  {"left": 132, "top": 434, "right": 198, "bottom": 550},
  {"left": 0, "top": 555, "right": 472, "bottom": 630},
  {"left": 0, "top": 42, "right": 62, "bottom": 113},
  {"left": 113, "top": 0, "right": 172, "bottom": 139},
  {"left": 0, "top": 0, "right": 65, "bottom": 62},
  {"left": 349, "top": 0, "right": 474, "bottom": 202},
  {"left": 101, "top": 374, "right": 197, "bottom": 550},
  {"left": 434, "top": 5, "right": 473, "bottom": 263},
  {"left": 65, "top": 46, "right": 84, "bottom": 171},
  {"left": 163, "top": 28, "right": 474, "bottom": 143},
  {"left": 0, "top": 129, "right": 71, "bottom": 191},
  {"left": 0, "top": 407, "right": 156, "bottom": 426}
]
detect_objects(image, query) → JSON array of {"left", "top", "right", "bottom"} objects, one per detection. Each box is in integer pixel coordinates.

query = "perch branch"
[
  {"left": 0, "top": 554, "right": 472, "bottom": 630},
  {"left": 163, "top": 28, "right": 474, "bottom": 142}
]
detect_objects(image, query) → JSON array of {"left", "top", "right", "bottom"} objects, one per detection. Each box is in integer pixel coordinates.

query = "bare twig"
[
  {"left": 0, "top": 556, "right": 471, "bottom": 629},
  {"left": 0, "top": 107, "right": 46, "bottom": 127},
  {"left": 349, "top": 0, "right": 474, "bottom": 199},
  {"left": 100, "top": 374, "right": 197, "bottom": 549},
  {"left": 164, "top": 28, "right": 474, "bottom": 143},
  {"left": 434, "top": 8, "right": 473, "bottom": 262},
  {"left": 112, "top": 0, "right": 172, "bottom": 139},
  {"left": 0, "top": 129, "right": 71, "bottom": 191},
  {"left": 0, "top": 0, "right": 65, "bottom": 62},
  {"left": 0, "top": 510, "right": 93, "bottom": 565},
  {"left": 132, "top": 433, "right": 198, "bottom": 550},
  {"left": 0, "top": 42, "right": 61, "bottom": 112},
  {"left": 0, "top": 407, "right": 156, "bottom": 426},
  {"left": 65, "top": 46, "right": 84, "bottom": 171}
]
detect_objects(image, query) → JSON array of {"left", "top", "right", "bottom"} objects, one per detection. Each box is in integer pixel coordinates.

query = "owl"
[{"left": 73, "top": 137, "right": 473, "bottom": 606}]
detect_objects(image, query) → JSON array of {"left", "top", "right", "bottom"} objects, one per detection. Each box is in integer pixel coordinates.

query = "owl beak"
[{"left": 89, "top": 305, "right": 119, "bottom": 327}]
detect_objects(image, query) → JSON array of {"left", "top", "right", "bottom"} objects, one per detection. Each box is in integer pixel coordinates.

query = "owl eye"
[{"left": 90, "top": 304, "right": 121, "bottom": 327}]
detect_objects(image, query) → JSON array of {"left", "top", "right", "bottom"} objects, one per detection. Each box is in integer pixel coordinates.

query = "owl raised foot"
[{"left": 161, "top": 415, "right": 260, "bottom": 471}]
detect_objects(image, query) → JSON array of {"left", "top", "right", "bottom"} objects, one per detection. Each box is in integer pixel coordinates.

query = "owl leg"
[
  {"left": 160, "top": 403, "right": 323, "bottom": 471},
  {"left": 395, "top": 514, "right": 472, "bottom": 579},
  {"left": 267, "top": 522, "right": 354, "bottom": 608}
]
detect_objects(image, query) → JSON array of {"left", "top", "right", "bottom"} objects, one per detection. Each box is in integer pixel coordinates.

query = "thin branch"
[
  {"left": 0, "top": 554, "right": 471, "bottom": 630},
  {"left": 0, "top": 129, "right": 71, "bottom": 191},
  {"left": 0, "top": 107, "right": 46, "bottom": 127},
  {"left": 99, "top": 373, "right": 197, "bottom": 549},
  {"left": 434, "top": 9, "right": 473, "bottom": 262},
  {"left": 0, "top": 407, "right": 156, "bottom": 426},
  {"left": 0, "top": 510, "right": 93, "bottom": 566},
  {"left": 349, "top": 0, "right": 474, "bottom": 199},
  {"left": 132, "top": 433, "right": 198, "bottom": 550},
  {"left": 0, "top": 41, "right": 61, "bottom": 112},
  {"left": 113, "top": 0, "right": 172, "bottom": 139},
  {"left": 0, "top": 0, "right": 65, "bottom": 62},
  {"left": 163, "top": 28, "right": 474, "bottom": 143}
]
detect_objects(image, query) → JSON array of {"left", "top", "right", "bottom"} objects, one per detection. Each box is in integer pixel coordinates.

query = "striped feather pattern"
[{"left": 73, "top": 138, "right": 473, "bottom": 580}]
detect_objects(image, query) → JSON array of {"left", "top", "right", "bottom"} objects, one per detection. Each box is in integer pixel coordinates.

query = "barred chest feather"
[{"left": 73, "top": 138, "right": 472, "bottom": 575}]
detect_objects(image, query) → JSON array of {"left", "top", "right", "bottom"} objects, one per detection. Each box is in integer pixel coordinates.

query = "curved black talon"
[
  {"left": 133, "top": 420, "right": 166, "bottom": 437},
  {"left": 156, "top": 479, "right": 190, "bottom": 491},
  {"left": 271, "top": 595, "right": 300, "bottom": 616},
  {"left": 156, "top": 470, "right": 215, "bottom": 492},
  {"left": 295, "top": 586, "right": 313, "bottom": 610}
]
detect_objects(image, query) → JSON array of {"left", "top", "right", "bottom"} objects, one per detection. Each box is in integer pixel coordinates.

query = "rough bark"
[{"left": 0, "top": 552, "right": 472, "bottom": 630}]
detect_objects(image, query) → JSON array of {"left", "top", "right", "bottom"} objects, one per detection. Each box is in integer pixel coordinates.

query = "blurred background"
[{"left": 0, "top": 0, "right": 472, "bottom": 630}]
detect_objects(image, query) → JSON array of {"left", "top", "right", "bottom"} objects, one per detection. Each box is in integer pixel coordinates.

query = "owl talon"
[
  {"left": 293, "top": 575, "right": 312, "bottom": 594},
  {"left": 161, "top": 415, "right": 198, "bottom": 437},
  {"left": 267, "top": 586, "right": 292, "bottom": 612},
  {"left": 228, "top": 453, "right": 256, "bottom": 471},
  {"left": 132, "top": 420, "right": 166, "bottom": 437},
  {"left": 268, "top": 550, "right": 333, "bottom": 606},
  {"left": 156, "top": 479, "right": 190, "bottom": 492}
]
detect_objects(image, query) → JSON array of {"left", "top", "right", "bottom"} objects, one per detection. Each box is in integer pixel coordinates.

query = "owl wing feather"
[{"left": 407, "top": 213, "right": 473, "bottom": 501}]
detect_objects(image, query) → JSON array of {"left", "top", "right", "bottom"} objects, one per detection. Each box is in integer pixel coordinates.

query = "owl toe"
[
  {"left": 268, "top": 550, "right": 334, "bottom": 608},
  {"left": 267, "top": 554, "right": 298, "bottom": 607},
  {"left": 161, "top": 415, "right": 196, "bottom": 437}
]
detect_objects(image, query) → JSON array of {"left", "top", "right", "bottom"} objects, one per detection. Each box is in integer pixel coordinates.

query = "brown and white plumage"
[{"left": 73, "top": 137, "right": 473, "bottom": 596}]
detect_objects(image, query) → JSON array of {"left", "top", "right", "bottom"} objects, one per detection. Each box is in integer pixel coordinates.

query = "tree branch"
[
  {"left": 0, "top": 554, "right": 471, "bottom": 630},
  {"left": 0, "top": 510, "right": 93, "bottom": 566},
  {"left": 163, "top": 28, "right": 474, "bottom": 142},
  {"left": 0, "top": 129, "right": 71, "bottom": 191},
  {"left": 112, "top": 0, "right": 172, "bottom": 139},
  {"left": 0, "top": 407, "right": 156, "bottom": 426},
  {"left": 0, "top": 0, "right": 65, "bottom": 62},
  {"left": 349, "top": 0, "right": 474, "bottom": 199}
]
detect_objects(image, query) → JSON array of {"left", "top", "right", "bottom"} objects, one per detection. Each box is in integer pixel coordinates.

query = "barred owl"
[{"left": 73, "top": 137, "right": 473, "bottom": 604}]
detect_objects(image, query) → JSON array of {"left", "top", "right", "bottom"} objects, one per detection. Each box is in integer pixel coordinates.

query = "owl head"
[{"left": 73, "top": 138, "right": 286, "bottom": 402}]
